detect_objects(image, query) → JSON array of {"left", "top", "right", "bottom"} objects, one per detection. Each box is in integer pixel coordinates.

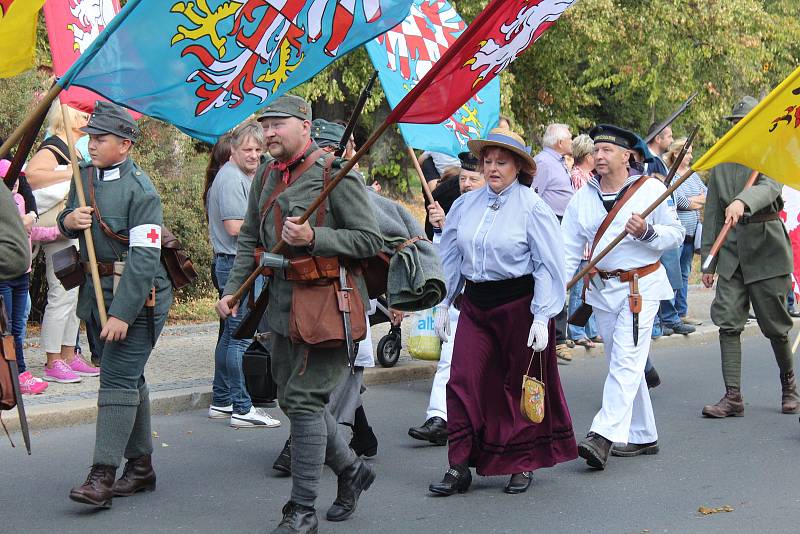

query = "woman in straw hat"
[{"left": 429, "top": 128, "right": 578, "bottom": 496}]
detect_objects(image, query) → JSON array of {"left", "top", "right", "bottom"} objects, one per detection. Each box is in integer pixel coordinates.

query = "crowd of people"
[{"left": 2, "top": 92, "right": 800, "bottom": 534}]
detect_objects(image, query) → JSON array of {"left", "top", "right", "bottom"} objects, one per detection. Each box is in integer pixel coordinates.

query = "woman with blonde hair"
[{"left": 25, "top": 101, "right": 97, "bottom": 383}]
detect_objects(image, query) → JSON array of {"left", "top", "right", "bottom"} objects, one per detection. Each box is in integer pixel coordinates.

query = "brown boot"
[
  {"left": 113, "top": 455, "right": 156, "bottom": 496},
  {"left": 69, "top": 464, "right": 116, "bottom": 508},
  {"left": 780, "top": 371, "right": 800, "bottom": 414},
  {"left": 702, "top": 386, "right": 744, "bottom": 418}
]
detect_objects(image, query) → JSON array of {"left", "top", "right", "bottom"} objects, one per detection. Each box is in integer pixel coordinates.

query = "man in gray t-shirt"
[{"left": 206, "top": 121, "right": 280, "bottom": 429}]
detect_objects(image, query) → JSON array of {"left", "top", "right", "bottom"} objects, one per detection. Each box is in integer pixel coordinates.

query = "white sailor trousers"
[
  {"left": 426, "top": 306, "right": 459, "bottom": 421},
  {"left": 590, "top": 299, "right": 659, "bottom": 445}
]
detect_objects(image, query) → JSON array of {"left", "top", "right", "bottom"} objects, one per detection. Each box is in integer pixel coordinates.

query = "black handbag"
[{"left": 242, "top": 332, "right": 277, "bottom": 407}]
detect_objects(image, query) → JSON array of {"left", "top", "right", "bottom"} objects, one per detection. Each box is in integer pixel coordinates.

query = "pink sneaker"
[
  {"left": 67, "top": 354, "right": 100, "bottom": 377},
  {"left": 19, "top": 371, "right": 48, "bottom": 395},
  {"left": 43, "top": 359, "right": 82, "bottom": 383}
]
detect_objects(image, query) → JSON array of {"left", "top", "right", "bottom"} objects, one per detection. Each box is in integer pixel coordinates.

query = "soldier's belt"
[
  {"left": 81, "top": 261, "right": 115, "bottom": 277},
  {"left": 254, "top": 248, "right": 340, "bottom": 281},
  {"left": 740, "top": 212, "right": 779, "bottom": 225},
  {"left": 595, "top": 261, "right": 661, "bottom": 283}
]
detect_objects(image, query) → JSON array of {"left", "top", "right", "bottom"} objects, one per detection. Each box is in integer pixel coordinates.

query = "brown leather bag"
[
  {"left": 52, "top": 245, "right": 86, "bottom": 291},
  {"left": 0, "top": 299, "right": 18, "bottom": 411}
]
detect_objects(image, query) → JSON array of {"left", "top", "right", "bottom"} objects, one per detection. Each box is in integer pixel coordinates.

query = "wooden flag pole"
[
  {"left": 61, "top": 104, "right": 108, "bottom": 327},
  {"left": 0, "top": 84, "right": 64, "bottom": 161},
  {"left": 406, "top": 146, "right": 435, "bottom": 205}
]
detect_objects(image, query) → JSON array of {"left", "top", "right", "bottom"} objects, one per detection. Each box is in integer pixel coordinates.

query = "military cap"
[
  {"left": 724, "top": 95, "right": 759, "bottom": 121},
  {"left": 311, "top": 119, "right": 345, "bottom": 149},
  {"left": 81, "top": 101, "right": 139, "bottom": 142},
  {"left": 458, "top": 151, "right": 480, "bottom": 172},
  {"left": 588, "top": 124, "right": 638, "bottom": 150},
  {"left": 257, "top": 94, "right": 312, "bottom": 122}
]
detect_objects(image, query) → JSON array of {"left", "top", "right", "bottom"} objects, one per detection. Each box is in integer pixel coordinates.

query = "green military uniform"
[
  {"left": 700, "top": 97, "right": 800, "bottom": 419},
  {"left": 223, "top": 95, "right": 381, "bottom": 530},
  {"left": 0, "top": 183, "right": 30, "bottom": 281},
  {"left": 58, "top": 102, "right": 172, "bottom": 498}
]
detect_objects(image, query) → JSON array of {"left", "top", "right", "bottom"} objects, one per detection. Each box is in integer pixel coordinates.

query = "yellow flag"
[
  {"left": 0, "top": 0, "right": 46, "bottom": 78},
  {"left": 693, "top": 66, "right": 800, "bottom": 187}
]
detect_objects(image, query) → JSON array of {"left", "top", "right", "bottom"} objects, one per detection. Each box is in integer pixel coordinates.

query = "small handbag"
[
  {"left": 520, "top": 350, "right": 545, "bottom": 424},
  {"left": 51, "top": 245, "right": 85, "bottom": 290}
]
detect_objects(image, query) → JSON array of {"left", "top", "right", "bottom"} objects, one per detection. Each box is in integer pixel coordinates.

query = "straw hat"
[{"left": 467, "top": 127, "right": 536, "bottom": 175}]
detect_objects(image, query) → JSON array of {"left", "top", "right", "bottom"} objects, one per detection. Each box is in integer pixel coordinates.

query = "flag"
[
  {"left": 43, "top": 0, "right": 129, "bottom": 114},
  {"left": 693, "top": 66, "right": 800, "bottom": 188},
  {"left": 387, "top": 0, "right": 577, "bottom": 125},
  {"left": 779, "top": 186, "right": 800, "bottom": 301},
  {"left": 60, "top": 0, "right": 413, "bottom": 142},
  {"left": 0, "top": 0, "right": 47, "bottom": 78},
  {"left": 365, "top": 0, "right": 500, "bottom": 156}
]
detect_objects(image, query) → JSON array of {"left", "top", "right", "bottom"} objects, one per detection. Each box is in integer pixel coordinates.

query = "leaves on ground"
[{"left": 698, "top": 505, "right": 734, "bottom": 515}]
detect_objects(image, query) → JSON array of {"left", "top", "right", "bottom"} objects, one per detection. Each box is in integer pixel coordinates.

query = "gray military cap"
[
  {"left": 724, "top": 96, "right": 759, "bottom": 121},
  {"left": 81, "top": 101, "right": 140, "bottom": 142},
  {"left": 257, "top": 94, "right": 312, "bottom": 122},
  {"left": 311, "top": 119, "right": 345, "bottom": 149}
]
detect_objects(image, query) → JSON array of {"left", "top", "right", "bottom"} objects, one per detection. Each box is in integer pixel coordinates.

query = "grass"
[{"left": 168, "top": 296, "right": 219, "bottom": 324}]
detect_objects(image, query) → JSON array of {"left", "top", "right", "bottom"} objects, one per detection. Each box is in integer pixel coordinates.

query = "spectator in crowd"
[
  {"left": 26, "top": 102, "right": 97, "bottom": 382},
  {"left": 567, "top": 134, "right": 600, "bottom": 348},
  {"left": 533, "top": 123, "right": 575, "bottom": 362},
  {"left": 645, "top": 123, "right": 673, "bottom": 176},
  {"left": 663, "top": 138, "right": 707, "bottom": 324},
  {"left": 206, "top": 122, "right": 280, "bottom": 428}
]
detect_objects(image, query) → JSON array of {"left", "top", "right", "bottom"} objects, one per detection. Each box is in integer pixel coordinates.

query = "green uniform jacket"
[
  {"left": 0, "top": 184, "right": 30, "bottom": 282},
  {"left": 57, "top": 159, "right": 172, "bottom": 324},
  {"left": 701, "top": 162, "right": 792, "bottom": 284},
  {"left": 223, "top": 144, "right": 382, "bottom": 337}
]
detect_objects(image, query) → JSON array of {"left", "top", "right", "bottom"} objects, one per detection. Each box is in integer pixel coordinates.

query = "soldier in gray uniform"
[
  {"left": 58, "top": 102, "right": 173, "bottom": 507},
  {"left": 216, "top": 95, "right": 381, "bottom": 534},
  {"left": 701, "top": 96, "right": 800, "bottom": 418}
]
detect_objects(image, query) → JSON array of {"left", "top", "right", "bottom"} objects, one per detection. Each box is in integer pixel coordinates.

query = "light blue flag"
[
  {"left": 365, "top": 0, "right": 500, "bottom": 157},
  {"left": 61, "top": 0, "right": 413, "bottom": 142}
]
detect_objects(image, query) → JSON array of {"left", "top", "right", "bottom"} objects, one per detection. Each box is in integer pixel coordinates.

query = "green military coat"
[
  {"left": 223, "top": 143, "right": 381, "bottom": 337},
  {"left": 0, "top": 183, "right": 30, "bottom": 282},
  {"left": 701, "top": 162, "right": 792, "bottom": 284},
  {"left": 58, "top": 159, "right": 172, "bottom": 325}
]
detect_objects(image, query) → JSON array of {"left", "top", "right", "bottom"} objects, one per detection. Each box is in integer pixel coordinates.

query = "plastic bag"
[{"left": 408, "top": 308, "right": 441, "bottom": 361}]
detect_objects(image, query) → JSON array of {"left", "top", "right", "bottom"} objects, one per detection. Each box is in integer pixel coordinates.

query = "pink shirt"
[{"left": 12, "top": 193, "right": 61, "bottom": 272}]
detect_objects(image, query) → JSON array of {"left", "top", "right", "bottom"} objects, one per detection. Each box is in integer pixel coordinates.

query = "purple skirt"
[{"left": 446, "top": 294, "right": 578, "bottom": 476}]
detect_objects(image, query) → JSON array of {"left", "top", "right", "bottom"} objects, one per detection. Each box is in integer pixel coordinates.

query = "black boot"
[
  {"left": 645, "top": 368, "right": 661, "bottom": 389},
  {"left": 272, "top": 438, "right": 292, "bottom": 476},
  {"left": 326, "top": 457, "right": 376, "bottom": 522},
  {"left": 349, "top": 406, "right": 378, "bottom": 457},
  {"left": 429, "top": 465, "right": 471, "bottom": 496},
  {"left": 578, "top": 432, "right": 612, "bottom": 470},
  {"left": 270, "top": 501, "right": 318, "bottom": 534},
  {"left": 408, "top": 416, "right": 447, "bottom": 445}
]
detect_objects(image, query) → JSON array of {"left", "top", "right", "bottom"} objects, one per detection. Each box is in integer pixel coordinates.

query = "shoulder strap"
[
  {"left": 267, "top": 149, "right": 329, "bottom": 242},
  {"left": 42, "top": 137, "right": 70, "bottom": 165},
  {"left": 314, "top": 154, "right": 337, "bottom": 227},
  {"left": 589, "top": 175, "right": 651, "bottom": 259},
  {"left": 86, "top": 167, "right": 129, "bottom": 244}
]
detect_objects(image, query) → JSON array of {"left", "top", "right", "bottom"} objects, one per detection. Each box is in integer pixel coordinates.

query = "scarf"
[{"left": 270, "top": 139, "right": 312, "bottom": 184}]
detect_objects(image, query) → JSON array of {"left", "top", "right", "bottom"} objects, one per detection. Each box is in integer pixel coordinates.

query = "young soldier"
[
  {"left": 701, "top": 96, "right": 800, "bottom": 417},
  {"left": 216, "top": 95, "right": 382, "bottom": 534},
  {"left": 561, "top": 124, "right": 684, "bottom": 470},
  {"left": 59, "top": 102, "right": 173, "bottom": 507}
]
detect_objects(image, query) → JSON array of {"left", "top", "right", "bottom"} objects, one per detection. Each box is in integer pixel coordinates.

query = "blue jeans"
[
  {"left": 567, "top": 261, "right": 598, "bottom": 340},
  {"left": 674, "top": 240, "right": 694, "bottom": 317},
  {"left": 212, "top": 254, "right": 260, "bottom": 414},
  {"left": 0, "top": 274, "right": 30, "bottom": 372}
]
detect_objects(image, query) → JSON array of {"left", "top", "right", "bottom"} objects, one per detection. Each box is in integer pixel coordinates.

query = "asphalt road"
[{"left": 3, "top": 333, "right": 800, "bottom": 534}]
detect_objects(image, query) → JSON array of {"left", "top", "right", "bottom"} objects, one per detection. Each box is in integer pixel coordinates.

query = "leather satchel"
[
  {"left": 52, "top": 245, "right": 85, "bottom": 291},
  {"left": 0, "top": 299, "right": 18, "bottom": 411}
]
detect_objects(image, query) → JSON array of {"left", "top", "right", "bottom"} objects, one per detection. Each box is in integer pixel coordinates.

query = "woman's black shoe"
[
  {"left": 429, "top": 466, "right": 471, "bottom": 496},
  {"left": 349, "top": 425, "right": 378, "bottom": 458},
  {"left": 503, "top": 471, "right": 533, "bottom": 494}
]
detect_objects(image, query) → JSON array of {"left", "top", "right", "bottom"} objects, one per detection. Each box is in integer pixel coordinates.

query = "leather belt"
[
  {"left": 740, "top": 212, "right": 779, "bottom": 225},
  {"left": 596, "top": 261, "right": 661, "bottom": 283},
  {"left": 81, "top": 261, "right": 115, "bottom": 277}
]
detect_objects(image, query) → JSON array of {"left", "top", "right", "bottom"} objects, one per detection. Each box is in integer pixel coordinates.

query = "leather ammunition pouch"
[{"left": 52, "top": 245, "right": 85, "bottom": 290}]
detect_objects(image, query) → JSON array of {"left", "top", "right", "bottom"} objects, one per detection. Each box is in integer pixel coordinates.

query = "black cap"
[
  {"left": 81, "top": 101, "right": 139, "bottom": 142},
  {"left": 458, "top": 151, "right": 479, "bottom": 172},
  {"left": 588, "top": 124, "right": 638, "bottom": 150},
  {"left": 311, "top": 119, "right": 345, "bottom": 149}
]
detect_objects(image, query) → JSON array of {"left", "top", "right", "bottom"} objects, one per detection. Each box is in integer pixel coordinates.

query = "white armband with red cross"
[{"left": 129, "top": 224, "right": 162, "bottom": 249}]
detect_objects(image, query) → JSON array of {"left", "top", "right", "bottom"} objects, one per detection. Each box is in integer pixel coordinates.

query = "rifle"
[
  {"left": 233, "top": 74, "right": 379, "bottom": 340},
  {"left": 645, "top": 92, "right": 697, "bottom": 144}
]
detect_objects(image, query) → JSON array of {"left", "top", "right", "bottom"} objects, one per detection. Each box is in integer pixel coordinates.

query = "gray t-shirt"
[{"left": 207, "top": 160, "right": 254, "bottom": 255}]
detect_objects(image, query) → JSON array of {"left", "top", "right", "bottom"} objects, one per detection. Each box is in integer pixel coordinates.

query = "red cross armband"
[{"left": 129, "top": 225, "right": 162, "bottom": 249}]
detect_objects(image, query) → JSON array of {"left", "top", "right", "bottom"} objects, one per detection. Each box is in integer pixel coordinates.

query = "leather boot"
[
  {"left": 408, "top": 416, "right": 448, "bottom": 445},
  {"left": 326, "top": 457, "right": 376, "bottom": 522},
  {"left": 578, "top": 432, "right": 612, "bottom": 470},
  {"left": 69, "top": 464, "right": 116, "bottom": 508},
  {"left": 270, "top": 501, "right": 318, "bottom": 534},
  {"left": 272, "top": 438, "right": 292, "bottom": 476},
  {"left": 780, "top": 371, "right": 800, "bottom": 414},
  {"left": 349, "top": 425, "right": 378, "bottom": 458},
  {"left": 702, "top": 386, "right": 744, "bottom": 418},
  {"left": 113, "top": 455, "right": 156, "bottom": 496},
  {"left": 429, "top": 465, "right": 471, "bottom": 496}
]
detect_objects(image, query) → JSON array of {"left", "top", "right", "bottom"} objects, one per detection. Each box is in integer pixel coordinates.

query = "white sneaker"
[
  {"left": 208, "top": 404, "right": 233, "bottom": 419},
  {"left": 230, "top": 406, "right": 281, "bottom": 428}
]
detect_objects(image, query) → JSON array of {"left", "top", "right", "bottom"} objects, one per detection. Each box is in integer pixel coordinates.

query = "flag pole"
[
  {"left": 61, "top": 104, "right": 108, "bottom": 327},
  {"left": 567, "top": 127, "right": 699, "bottom": 290},
  {"left": 700, "top": 169, "right": 759, "bottom": 273},
  {"left": 406, "top": 146, "right": 435, "bottom": 205},
  {"left": 0, "top": 84, "right": 63, "bottom": 161}
]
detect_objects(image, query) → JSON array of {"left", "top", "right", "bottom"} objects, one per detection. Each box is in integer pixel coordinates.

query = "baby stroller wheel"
[{"left": 376, "top": 330, "right": 401, "bottom": 368}]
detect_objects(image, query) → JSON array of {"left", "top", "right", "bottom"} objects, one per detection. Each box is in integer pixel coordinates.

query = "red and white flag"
[{"left": 387, "top": 0, "right": 577, "bottom": 125}]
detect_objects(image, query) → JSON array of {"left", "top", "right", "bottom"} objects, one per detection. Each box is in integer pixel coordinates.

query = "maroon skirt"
[{"left": 446, "top": 294, "right": 578, "bottom": 476}]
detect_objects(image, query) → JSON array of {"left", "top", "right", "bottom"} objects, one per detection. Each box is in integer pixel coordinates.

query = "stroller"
[{"left": 369, "top": 296, "right": 402, "bottom": 368}]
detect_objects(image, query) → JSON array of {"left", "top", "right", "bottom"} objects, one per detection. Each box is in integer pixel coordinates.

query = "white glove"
[
  {"left": 527, "top": 320, "right": 549, "bottom": 352},
  {"left": 433, "top": 303, "right": 451, "bottom": 342}
]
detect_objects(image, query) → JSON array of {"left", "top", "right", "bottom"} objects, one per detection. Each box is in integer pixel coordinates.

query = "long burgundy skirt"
[{"left": 446, "top": 294, "right": 578, "bottom": 476}]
